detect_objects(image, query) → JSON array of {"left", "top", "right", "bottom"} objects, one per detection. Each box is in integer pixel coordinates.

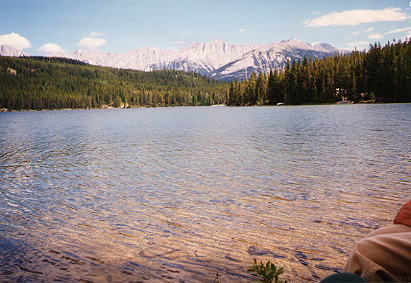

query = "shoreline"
[{"left": 2, "top": 101, "right": 410, "bottom": 112}]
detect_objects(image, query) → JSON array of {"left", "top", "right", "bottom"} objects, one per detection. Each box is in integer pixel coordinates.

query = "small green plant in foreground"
[{"left": 248, "top": 258, "right": 287, "bottom": 283}]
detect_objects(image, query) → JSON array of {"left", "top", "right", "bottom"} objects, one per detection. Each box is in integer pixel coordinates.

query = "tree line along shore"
[
  {"left": 0, "top": 39, "right": 410, "bottom": 111},
  {"left": 228, "top": 39, "right": 411, "bottom": 106},
  {"left": 0, "top": 57, "right": 228, "bottom": 111}
]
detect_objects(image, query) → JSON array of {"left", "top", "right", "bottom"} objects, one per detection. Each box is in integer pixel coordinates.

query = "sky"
[{"left": 0, "top": 0, "right": 410, "bottom": 55}]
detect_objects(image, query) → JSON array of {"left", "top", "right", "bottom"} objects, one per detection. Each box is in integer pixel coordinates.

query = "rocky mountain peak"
[{"left": 0, "top": 38, "right": 347, "bottom": 81}]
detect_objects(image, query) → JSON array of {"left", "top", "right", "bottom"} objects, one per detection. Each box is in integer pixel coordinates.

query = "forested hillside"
[
  {"left": 1, "top": 39, "right": 410, "bottom": 111},
  {"left": 228, "top": 39, "right": 411, "bottom": 105},
  {"left": 0, "top": 56, "right": 228, "bottom": 110}
]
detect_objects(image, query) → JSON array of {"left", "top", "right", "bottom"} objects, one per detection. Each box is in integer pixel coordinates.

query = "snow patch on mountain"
[
  {"left": 211, "top": 38, "right": 346, "bottom": 81},
  {"left": 311, "top": 42, "right": 340, "bottom": 53},
  {"left": 0, "top": 38, "right": 348, "bottom": 81},
  {"left": 59, "top": 39, "right": 260, "bottom": 76}
]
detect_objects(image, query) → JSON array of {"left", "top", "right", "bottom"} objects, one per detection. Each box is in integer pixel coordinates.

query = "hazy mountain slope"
[
  {"left": 1, "top": 38, "right": 347, "bottom": 81},
  {"left": 212, "top": 38, "right": 341, "bottom": 81},
  {"left": 62, "top": 39, "right": 260, "bottom": 77}
]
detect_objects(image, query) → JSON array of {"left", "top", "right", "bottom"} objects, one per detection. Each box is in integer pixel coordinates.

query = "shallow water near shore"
[{"left": 1, "top": 104, "right": 410, "bottom": 282}]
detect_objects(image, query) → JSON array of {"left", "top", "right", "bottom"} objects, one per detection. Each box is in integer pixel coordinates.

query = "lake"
[{"left": 0, "top": 104, "right": 410, "bottom": 282}]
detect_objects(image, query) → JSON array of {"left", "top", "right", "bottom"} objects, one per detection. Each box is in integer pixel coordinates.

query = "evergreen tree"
[{"left": 0, "top": 56, "right": 227, "bottom": 110}]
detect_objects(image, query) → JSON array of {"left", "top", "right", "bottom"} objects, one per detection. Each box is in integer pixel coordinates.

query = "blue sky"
[{"left": 0, "top": 0, "right": 410, "bottom": 55}]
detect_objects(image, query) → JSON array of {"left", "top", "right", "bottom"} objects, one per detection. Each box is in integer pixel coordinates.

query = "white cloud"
[
  {"left": 305, "top": 8, "right": 410, "bottom": 27},
  {"left": 352, "top": 27, "right": 374, "bottom": 36},
  {"left": 0, "top": 32, "right": 31, "bottom": 50},
  {"left": 345, "top": 41, "right": 370, "bottom": 50},
  {"left": 39, "top": 43, "right": 66, "bottom": 54},
  {"left": 186, "top": 30, "right": 194, "bottom": 35},
  {"left": 346, "top": 40, "right": 370, "bottom": 46},
  {"left": 239, "top": 29, "right": 247, "bottom": 33},
  {"left": 368, "top": 33, "right": 383, "bottom": 40},
  {"left": 77, "top": 37, "right": 107, "bottom": 49},
  {"left": 383, "top": 26, "right": 411, "bottom": 41},
  {"left": 385, "top": 26, "right": 411, "bottom": 35},
  {"left": 89, "top": 31, "right": 105, "bottom": 37}
]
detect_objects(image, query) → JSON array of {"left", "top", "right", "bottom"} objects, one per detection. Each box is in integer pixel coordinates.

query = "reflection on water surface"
[{"left": 0, "top": 104, "right": 410, "bottom": 282}]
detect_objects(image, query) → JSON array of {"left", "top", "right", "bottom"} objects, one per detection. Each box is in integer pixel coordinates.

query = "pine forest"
[
  {"left": 0, "top": 56, "right": 228, "bottom": 110},
  {"left": 0, "top": 39, "right": 410, "bottom": 111},
  {"left": 228, "top": 39, "right": 411, "bottom": 105}
]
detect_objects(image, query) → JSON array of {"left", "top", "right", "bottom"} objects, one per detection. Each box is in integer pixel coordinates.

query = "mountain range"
[{"left": 1, "top": 38, "right": 348, "bottom": 81}]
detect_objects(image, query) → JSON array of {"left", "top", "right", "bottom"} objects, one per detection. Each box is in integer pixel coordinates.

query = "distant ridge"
[{"left": 0, "top": 38, "right": 349, "bottom": 81}]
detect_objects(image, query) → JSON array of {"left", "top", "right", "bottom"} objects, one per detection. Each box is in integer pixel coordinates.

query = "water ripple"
[{"left": 0, "top": 105, "right": 410, "bottom": 282}]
